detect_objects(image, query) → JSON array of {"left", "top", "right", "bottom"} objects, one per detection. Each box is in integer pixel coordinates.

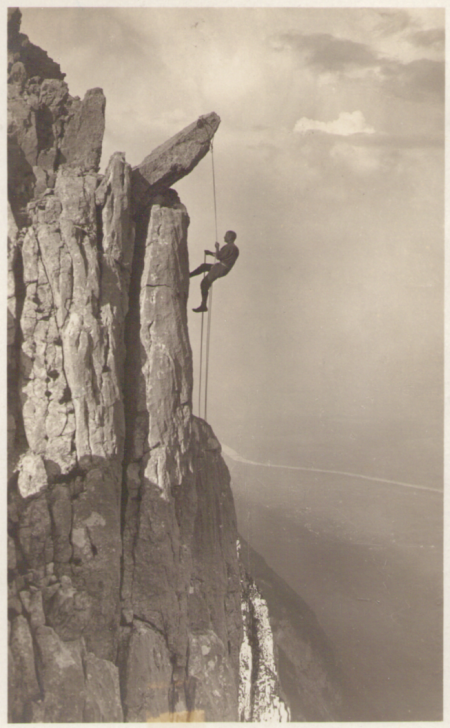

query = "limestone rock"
[
  {"left": 187, "top": 417, "right": 243, "bottom": 675},
  {"left": 8, "top": 615, "right": 41, "bottom": 722},
  {"left": 49, "top": 484, "right": 73, "bottom": 563},
  {"left": 95, "top": 151, "right": 134, "bottom": 315},
  {"left": 240, "top": 579, "right": 290, "bottom": 722},
  {"left": 8, "top": 535, "right": 17, "bottom": 571},
  {"left": 132, "top": 112, "right": 220, "bottom": 210},
  {"left": 18, "top": 492, "right": 53, "bottom": 570},
  {"left": 18, "top": 152, "right": 132, "bottom": 475},
  {"left": 59, "top": 88, "right": 106, "bottom": 172},
  {"left": 7, "top": 195, "right": 25, "bottom": 479},
  {"left": 7, "top": 202, "right": 20, "bottom": 350},
  {"left": 19, "top": 218, "right": 77, "bottom": 475},
  {"left": 120, "top": 190, "right": 242, "bottom": 715},
  {"left": 44, "top": 575, "right": 93, "bottom": 642},
  {"left": 8, "top": 9, "right": 65, "bottom": 82},
  {"left": 20, "top": 587, "right": 46, "bottom": 629},
  {"left": 9, "top": 14, "right": 132, "bottom": 705},
  {"left": 134, "top": 193, "right": 192, "bottom": 495},
  {"left": 83, "top": 652, "right": 124, "bottom": 722},
  {"left": 187, "top": 630, "right": 238, "bottom": 721},
  {"left": 121, "top": 190, "right": 192, "bottom": 662},
  {"left": 66, "top": 465, "right": 121, "bottom": 660},
  {"left": 33, "top": 625, "right": 86, "bottom": 722},
  {"left": 121, "top": 620, "right": 172, "bottom": 721},
  {"left": 17, "top": 451, "right": 48, "bottom": 498},
  {"left": 7, "top": 7, "right": 102, "bottom": 224}
]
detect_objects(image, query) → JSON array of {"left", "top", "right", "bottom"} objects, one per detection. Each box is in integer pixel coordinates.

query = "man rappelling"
[{"left": 190, "top": 230, "right": 239, "bottom": 312}]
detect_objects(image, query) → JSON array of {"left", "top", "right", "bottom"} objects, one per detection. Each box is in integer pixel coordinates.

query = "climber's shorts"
[{"left": 202, "top": 262, "right": 229, "bottom": 288}]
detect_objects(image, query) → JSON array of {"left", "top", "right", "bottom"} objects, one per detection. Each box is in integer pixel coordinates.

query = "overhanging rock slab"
[{"left": 131, "top": 112, "right": 220, "bottom": 211}]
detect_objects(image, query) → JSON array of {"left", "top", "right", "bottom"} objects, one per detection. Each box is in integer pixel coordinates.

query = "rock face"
[
  {"left": 7, "top": 10, "right": 244, "bottom": 722},
  {"left": 8, "top": 10, "right": 344, "bottom": 723}
]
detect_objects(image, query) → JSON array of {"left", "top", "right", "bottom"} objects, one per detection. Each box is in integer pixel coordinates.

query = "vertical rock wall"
[
  {"left": 120, "top": 191, "right": 242, "bottom": 720},
  {"left": 8, "top": 9, "right": 244, "bottom": 722}
]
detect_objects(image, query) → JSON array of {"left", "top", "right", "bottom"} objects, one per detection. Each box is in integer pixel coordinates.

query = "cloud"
[
  {"left": 373, "top": 9, "right": 415, "bottom": 37},
  {"left": 294, "top": 111, "right": 375, "bottom": 137},
  {"left": 330, "top": 143, "right": 381, "bottom": 174},
  {"left": 382, "top": 59, "right": 444, "bottom": 103},
  {"left": 408, "top": 28, "right": 445, "bottom": 50},
  {"left": 278, "top": 32, "right": 380, "bottom": 72},
  {"left": 275, "top": 25, "right": 444, "bottom": 104},
  {"left": 361, "top": 133, "right": 443, "bottom": 149}
]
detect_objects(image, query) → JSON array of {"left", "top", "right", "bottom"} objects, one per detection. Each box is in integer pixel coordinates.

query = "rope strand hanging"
[
  {"left": 198, "top": 252, "right": 206, "bottom": 418},
  {"left": 198, "top": 140, "right": 219, "bottom": 421},
  {"left": 204, "top": 140, "right": 218, "bottom": 421}
]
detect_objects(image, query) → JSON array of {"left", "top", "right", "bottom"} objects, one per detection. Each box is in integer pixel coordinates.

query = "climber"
[{"left": 190, "top": 230, "right": 239, "bottom": 312}]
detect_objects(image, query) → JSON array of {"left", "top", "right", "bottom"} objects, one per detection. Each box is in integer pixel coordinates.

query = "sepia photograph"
[{"left": 6, "top": 4, "right": 444, "bottom": 722}]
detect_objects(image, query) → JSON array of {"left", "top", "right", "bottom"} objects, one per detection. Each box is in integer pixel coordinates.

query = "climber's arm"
[{"left": 205, "top": 243, "right": 221, "bottom": 258}]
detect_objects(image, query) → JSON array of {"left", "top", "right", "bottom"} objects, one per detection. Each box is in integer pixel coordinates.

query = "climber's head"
[{"left": 224, "top": 230, "right": 237, "bottom": 244}]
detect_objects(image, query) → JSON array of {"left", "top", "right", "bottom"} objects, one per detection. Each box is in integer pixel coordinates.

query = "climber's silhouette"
[{"left": 190, "top": 231, "right": 239, "bottom": 312}]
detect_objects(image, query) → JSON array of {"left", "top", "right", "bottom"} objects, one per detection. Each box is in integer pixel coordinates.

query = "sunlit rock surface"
[{"left": 238, "top": 551, "right": 290, "bottom": 723}]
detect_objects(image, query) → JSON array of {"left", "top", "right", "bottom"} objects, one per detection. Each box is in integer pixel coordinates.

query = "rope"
[
  {"left": 196, "top": 141, "right": 219, "bottom": 420},
  {"left": 211, "top": 140, "right": 219, "bottom": 242},
  {"left": 204, "top": 141, "right": 218, "bottom": 421},
  {"left": 204, "top": 284, "right": 213, "bottom": 420},
  {"left": 198, "top": 252, "right": 206, "bottom": 417}
]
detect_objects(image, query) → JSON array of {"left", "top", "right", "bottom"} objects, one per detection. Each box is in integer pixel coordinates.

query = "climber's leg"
[
  {"left": 190, "top": 263, "right": 212, "bottom": 277},
  {"left": 192, "top": 276, "right": 211, "bottom": 312},
  {"left": 192, "top": 264, "right": 228, "bottom": 313}
]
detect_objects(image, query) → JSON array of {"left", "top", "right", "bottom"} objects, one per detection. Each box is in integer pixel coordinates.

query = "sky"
[{"left": 20, "top": 6, "right": 445, "bottom": 488}]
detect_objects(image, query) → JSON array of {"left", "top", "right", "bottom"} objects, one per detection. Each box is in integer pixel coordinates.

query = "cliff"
[{"left": 8, "top": 9, "right": 341, "bottom": 722}]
